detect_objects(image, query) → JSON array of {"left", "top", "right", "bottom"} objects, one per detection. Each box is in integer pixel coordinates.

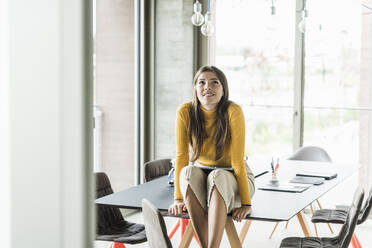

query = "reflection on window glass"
[
  {"left": 303, "top": 0, "right": 362, "bottom": 162},
  {"left": 216, "top": 0, "right": 295, "bottom": 157}
]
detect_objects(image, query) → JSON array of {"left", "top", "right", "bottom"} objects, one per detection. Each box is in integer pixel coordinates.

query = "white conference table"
[{"left": 96, "top": 159, "right": 359, "bottom": 247}]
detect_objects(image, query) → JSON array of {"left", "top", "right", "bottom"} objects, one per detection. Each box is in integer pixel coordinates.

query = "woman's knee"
[
  {"left": 207, "top": 169, "right": 237, "bottom": 196},
  {"left": 180, "top": 165, "right": 205, "bottom": 182},
  {"left": 207, "top": 169, "right": 232, "bottom": 182}
]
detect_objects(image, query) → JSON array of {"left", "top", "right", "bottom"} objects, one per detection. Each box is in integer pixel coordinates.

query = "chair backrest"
[
  {"left": 95, "top": 172, "right": 124, "bottom": 234},
  {"left": 143, "top": 158, "right": 172, "bottom": 182},
  {"left": 358, "top": 186, "right": 372, "bottom": 224},
  {"left": 338, "top": 187, "right": 365, "bottom": 248},
  {"left": 142, "top": 199, "right": 172, "bottom": 248},
  {"left": 288, "top": 146, "right": 332, "bottom": 162}
]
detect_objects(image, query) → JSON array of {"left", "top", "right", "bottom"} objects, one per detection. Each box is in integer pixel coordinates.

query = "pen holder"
[{"left": 269, "top": 174, "right": 279, "bottom": 185}]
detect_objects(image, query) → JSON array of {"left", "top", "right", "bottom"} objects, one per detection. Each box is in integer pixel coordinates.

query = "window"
[
  {"left": 214, "top": 0, "right": 372, "bottom": 177},
  {"left": 216, "top": 0, "right": 295, "bottom": 157},
  {"left": 303, "top": 0, "right": 363, "bottom": 163}
]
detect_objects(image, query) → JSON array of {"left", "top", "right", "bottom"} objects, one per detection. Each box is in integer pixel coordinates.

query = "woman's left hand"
[{"left": 232, "top": 205, "right": 251, "bottom": 222}]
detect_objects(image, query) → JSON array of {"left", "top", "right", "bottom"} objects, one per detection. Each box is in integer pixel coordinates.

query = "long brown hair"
[{"left": 188, "top": 65, "right": 231, "bottom": 162}]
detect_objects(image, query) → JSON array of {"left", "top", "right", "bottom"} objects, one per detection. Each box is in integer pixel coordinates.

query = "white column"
[
  {"left": 8, "top": 0, "right": 93, "bottom": 247},
  {"left": 0, "top": 0, "right": 10, "bottom": 246}
]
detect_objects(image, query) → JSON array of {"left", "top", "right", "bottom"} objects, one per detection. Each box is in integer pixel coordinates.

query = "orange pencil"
[{"left": 273, "top": 159, "right": 279, "bottom": 176}]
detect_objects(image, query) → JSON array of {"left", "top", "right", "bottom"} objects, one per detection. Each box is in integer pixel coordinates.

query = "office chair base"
[
  {"left": 109, "top": 242, "right": 125, "bottom": 248},
  {"left": 351, "top": 233, "right": 362, "bottom": 248}
]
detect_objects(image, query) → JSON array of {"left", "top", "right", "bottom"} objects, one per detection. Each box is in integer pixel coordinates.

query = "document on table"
[
  {"left": 258, "top": 183, "right": 310, "bottom": 193},
  {"left": 296, "top": 171, "right": 337, "bottom": 180},
  {"left": 290, "top": 176, "right": 325, "bottom": 185}
]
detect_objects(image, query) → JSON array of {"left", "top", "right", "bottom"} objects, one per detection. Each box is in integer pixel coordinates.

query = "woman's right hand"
[{"left": 168, "top": 199, "right": 187, "bottom": 215}]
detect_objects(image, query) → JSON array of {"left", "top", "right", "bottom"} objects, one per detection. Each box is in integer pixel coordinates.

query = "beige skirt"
[{"left": 179, "top": 162, "right": 255, "bottom": 213}]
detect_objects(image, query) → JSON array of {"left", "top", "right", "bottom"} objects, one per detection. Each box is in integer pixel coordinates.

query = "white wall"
[
  {"left": 5, "top": 0, "right": 93, "bottom": 247},
  {"left": 0, "top": 0, "right": 10, "bottom": 246}
]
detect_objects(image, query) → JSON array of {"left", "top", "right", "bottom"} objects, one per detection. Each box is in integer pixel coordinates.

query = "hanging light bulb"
[
  {"left": 268, "top": 0, "right": 278, "bottom": 31},
  {"left": 191, "top": 1, "right": 204, "bottom": 26},
  {"left": 270, "top": 0, "right": 276, "bottom": 15},
  {"left": 298, "top": 9, "right": 308, "bottom": 33},
  {"left": 201, "top": 12, "right": 214, "bottom": 36}
]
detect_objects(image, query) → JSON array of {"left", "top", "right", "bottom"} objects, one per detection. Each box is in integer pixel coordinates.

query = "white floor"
[
  {"left": 95, "top": 174, "right": 372, "bottom": 248},
  {"left": 95, "top": 211, "right": 372, "bottom": 248}
]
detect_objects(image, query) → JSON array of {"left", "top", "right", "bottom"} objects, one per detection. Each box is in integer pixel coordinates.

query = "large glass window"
[
  {"left": 303, "top": 0, "right": 363, "bottom": 162},
  {"left": 154, "top": 0, "right": 194, "bottom": 159},
  {"left": 216, "top": 0, "right": 295, "bottom": 157}
]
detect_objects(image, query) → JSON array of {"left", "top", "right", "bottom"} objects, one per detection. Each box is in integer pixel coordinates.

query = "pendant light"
[
  {"left": 191, "top": 0, "right": 215, "bottom": 37},
  {"left": 201, "top": 0, "right": 215, "bottom": 37},
  {"left": 191, "top": 0, "right": 204, "bottom": 26}
]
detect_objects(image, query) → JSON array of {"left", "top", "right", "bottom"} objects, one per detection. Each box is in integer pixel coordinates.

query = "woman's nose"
[{"left": 204, "top": 82, "right": 211, "bottom": 89}]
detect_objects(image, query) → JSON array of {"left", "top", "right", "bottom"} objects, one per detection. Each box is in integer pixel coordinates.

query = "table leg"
[
  {"left": 239, "top": 219, "right": 252, "bottom": 244},
  {"left": 225, "top": 217, "right": 242, "bottom": 248},
  {"left": 269, "top": 222, "right": 279, "bottom": 239},
  {"left": 178, "top": 222, "right": 195, "bottom": 248},
  {"left": 309, "top": 204, "right": 318, "bottom": 237},
  {"left": 316, "top": 199, "right": 334, "bottom": 234},
  {"left": 296, "top": 211, "right": 312, "bottom": 237}
]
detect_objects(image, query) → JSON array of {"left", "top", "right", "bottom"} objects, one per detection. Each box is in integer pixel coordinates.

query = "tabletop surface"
[{"left": 95, "top": 159, "right": 358, "bottom": 221}]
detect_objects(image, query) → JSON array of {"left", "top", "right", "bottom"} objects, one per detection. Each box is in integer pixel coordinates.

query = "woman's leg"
[
  {"left": 180, "top": 166, "right": 208, "bottom": 247},
  {"left": 208, "top": 186, "right": 227, "bottom": 248},
  {"left": 185, "top": 186, "right": 208, "bottom": 247},
  {"left": 207, "top": 169, "right": 238, "bottom": 247}
]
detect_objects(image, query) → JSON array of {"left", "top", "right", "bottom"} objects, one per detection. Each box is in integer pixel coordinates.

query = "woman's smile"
[{"left": 196, "top": 71, "right": 224, "bottom": 110}]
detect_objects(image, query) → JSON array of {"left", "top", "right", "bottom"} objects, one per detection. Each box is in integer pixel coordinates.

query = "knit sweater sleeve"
[
  {"left": 174, "top": 103, "right": 190, "bottom": 200},
  {"left": 229, "top": 104, "right": 251, "bottom": 205}
]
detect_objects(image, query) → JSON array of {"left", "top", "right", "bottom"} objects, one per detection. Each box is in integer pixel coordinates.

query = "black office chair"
[
  {"left": 279, "top": 186, "right": 365, "bottom": 248},
  {"left": 311, "top": 186, "right": 372, "bottom": 248},
  {"left": 143, "top": 158, "right": 186, "bottom": 240},
  {"left": 142, "top": 199, "right": 173, "bottom": 248},
  {"left": 95, "top": 172, "right": 147, "bottom": 248},
  {"left": 143, "top": 159, "right": 201, "bottom": 244},
  {"left": 270, "top": 146, "right": 334, "bottom": 238},
  {"left": 143, "top": 158, "right": 172, "bottom": 182}
]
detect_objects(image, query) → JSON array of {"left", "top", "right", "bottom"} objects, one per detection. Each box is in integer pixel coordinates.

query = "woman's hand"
[
  {"left": 232, "top": 205, "right": 251, "bottom": 222},
  {"left": 168, "top": 199, "right": 187, "bottom": 215}
]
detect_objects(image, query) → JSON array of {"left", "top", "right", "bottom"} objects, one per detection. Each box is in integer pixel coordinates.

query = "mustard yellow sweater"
[{"left": 174, "top": 102, "right": 251, "bottom": 205}]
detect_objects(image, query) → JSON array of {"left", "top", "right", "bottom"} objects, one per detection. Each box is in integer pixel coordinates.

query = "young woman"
[{"left": 168, "top": 66, "right": 255, "bottom": 248}]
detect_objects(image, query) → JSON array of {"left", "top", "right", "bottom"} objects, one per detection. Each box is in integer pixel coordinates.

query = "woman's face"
[{"left": 195, "top": 71, "right": 224, "bottom": 110}]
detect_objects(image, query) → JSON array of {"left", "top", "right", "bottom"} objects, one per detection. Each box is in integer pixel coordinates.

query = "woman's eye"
[
  {"left": 198, "top": 81, "right": 205, "bottom": 85},
  {"left": 212, "top": 80, "right": 219, "bottom": 85}
]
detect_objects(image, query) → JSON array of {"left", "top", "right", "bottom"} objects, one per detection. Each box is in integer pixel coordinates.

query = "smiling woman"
[
  {"left": 168, "top": 65, "right": 255, "bottom": 248},
  {"left": 195, "top": 71, "right": 224, "bottom": 110}
]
